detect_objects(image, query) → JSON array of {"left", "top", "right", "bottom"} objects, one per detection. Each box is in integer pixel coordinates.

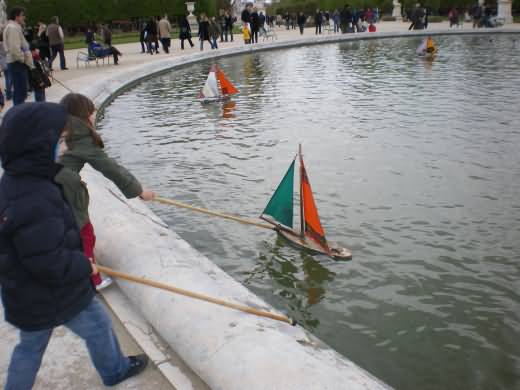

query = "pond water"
[{"left": 98, "top": 34, "right": 520, "bottom": 390}]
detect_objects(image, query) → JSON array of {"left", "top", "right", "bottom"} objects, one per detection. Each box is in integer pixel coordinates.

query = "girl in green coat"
[{"left": 55, "top": 93, "right": 155, "bottom": 289}]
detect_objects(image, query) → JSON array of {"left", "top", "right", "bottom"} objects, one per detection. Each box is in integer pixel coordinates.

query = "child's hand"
[
  {"left": 90, "top": 262, "right": 98, "bottom": 276},
  {"left": 139, "top": 189, "right": 155, "bottom": 201}
]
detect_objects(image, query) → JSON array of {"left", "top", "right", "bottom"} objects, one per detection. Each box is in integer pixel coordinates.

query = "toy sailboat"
[
  {"left": 416, "top": 37, "right": 437, "bottom": 58},
  {"left": 260, "top": 145, "right": 352, "bottom": 260},
  {"left": 198, "top": 64, "right": 239, "bottom": 104}
]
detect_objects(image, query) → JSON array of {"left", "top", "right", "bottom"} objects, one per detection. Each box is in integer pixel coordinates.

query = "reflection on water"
[
  {"left": 245, "top": 239, "right": 336, "bottom": 329},
  {"left": 98, "top": 35, "right": 520, "bottom": 390}
]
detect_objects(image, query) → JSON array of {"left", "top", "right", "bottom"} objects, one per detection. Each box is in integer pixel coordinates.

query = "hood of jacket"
[{"left": 0, "top": 103, "right": 68, "bottom": 179}]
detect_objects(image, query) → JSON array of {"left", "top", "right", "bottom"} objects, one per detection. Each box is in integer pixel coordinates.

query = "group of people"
[
  {"left": 138, "top": 12, "right": 234, "bottom": 53},
  {"left": 284, "top": 7, "right": 380, "bottom": 34},
  {"left": 406, "top": 3, "right": 429, "bottom": 30},
  {"left": 0, "top": 8, "right": 55, "bottom": 109},
  {"left": 241, "top": 3, "right": 268, "bottom": 45},
  {"left": 139, "top": 14, "right": 177, "bottom": 54}
]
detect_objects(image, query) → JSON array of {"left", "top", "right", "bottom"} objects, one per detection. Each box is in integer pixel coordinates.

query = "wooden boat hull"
[{"left": 276, "top": 228, "right": 352, "bottom": 260}]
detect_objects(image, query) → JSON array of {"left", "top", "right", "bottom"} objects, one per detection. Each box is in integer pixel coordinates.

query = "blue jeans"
[
  {"left": 5, "top": 297, "right": 130, "bottom": 389},
  {"left": 7, "top": 62, "right": 28, "bottom": 106},
  {"left": 34, "top": 89, "right": 45, "bottom": 102},
  {"left": 3, "top": 66, "right": 13, "bottom": 99},
  {"left": 50, "top": 44, "right": 66, "bottom": 70}
]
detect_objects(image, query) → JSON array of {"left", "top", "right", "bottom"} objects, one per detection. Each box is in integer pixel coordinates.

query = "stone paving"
[{"left": 1, "top": 20, "right": 519, "bottom": 390}]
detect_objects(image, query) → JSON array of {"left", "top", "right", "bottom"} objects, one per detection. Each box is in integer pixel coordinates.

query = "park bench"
[{"left": 76, "top": 46, "right": 111, "bottom": 68}]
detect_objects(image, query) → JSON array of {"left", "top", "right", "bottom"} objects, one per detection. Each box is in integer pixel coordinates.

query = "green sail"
[{"left": 262, "top": 159, "right": 294, "bottom": 228}]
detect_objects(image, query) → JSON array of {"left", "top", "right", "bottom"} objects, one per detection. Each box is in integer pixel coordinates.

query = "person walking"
[
  {"left": 0, "top": 102, "right": 149, "bottom": 390},
  {"left": 258, "top": 11, "right": 267, "bottom": 39},
  {"left": 55, "top": 93, "right": 155, "bottom": 290},
  {"left": 198, "top": 14, "right": 211, "bottom": 51},
  {"left": 209, "top": 17, "right": 220, "bottom": 49},
  {"left": 3, "top": 7, "right": 33, "bottom": 105},
  {"left": 158, "top": 14, "right": 172, "bottom": 53},
  {"left": 297, "top": 12, "right": 306, "bottom": 34},
  {"left": 47, "top": 16, "right": 67, "bottom": 70},
  {"left": 36, "top": 22, "right": 50, "bottom": 65},
  {"left": 448, "top": 7, "right": 459, "bottom": 27},
  {"left": 219, "top": 10, "right": 226, "bottom": 43},
  {"left": 224, "top": 10, "right": 234, "bottom": 42},
  {"left": 139, "top": 21, "right": 147, "bottom": 53},
  {"left": 145, "top": 18, "right": 159, "bottom": 54},
  {"left": 340, "top": 5, "right": 352, "bottom": 33},
  {"left": 179, "top": 13, "right": 194, "bottom": 49},
  {"left": 472, "top": 2, "right": 483, "bottom": 28},
  {"left": 333, "top": 9, "right": 340, "bottom": 33},
  {"left": 315, "top": 9, "right": 322, "bottom": 34},
  {"left": 250, "top": 7, "right": 259, "bottom": 44}
]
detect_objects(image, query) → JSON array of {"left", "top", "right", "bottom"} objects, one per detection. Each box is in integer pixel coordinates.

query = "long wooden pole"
[
  {"left": 153, "top": 196, "right": 275, "bottom": 230},
  {"left": 97, "top": 265, "right": 296, "bottom": 326}
]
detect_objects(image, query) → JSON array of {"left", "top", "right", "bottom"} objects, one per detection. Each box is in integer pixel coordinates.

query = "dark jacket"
[
  {"left": 298, "top": 14, "right": 306, "bottom": 26},
  {"left": 29, "top": 55, "right": 52, "bottom": 90},
  {"left": 314, "top": 12, "right": 322, "bottom": 25},
  {"left": 209, "top": 20, "right": 221, "bottom": 39},
  {"left": 0, "top": 103, "right": 95, "bottom": 331},
  {"left": 199, "top": 21, "right": 210, "bottom": 41},
  {"left": 241, "top": 9, "right": 251, "bottom": 24},
  {"left": 259, "top": 13, "right": 266, "bottom": 26},
  {"left": 179, "top": 17, "right": 192, "bottom": 39},
  {"left": 145, "top": 20, "right": 158, "bottom": 40},
  {"left": 225, "top": 15, "right": 234, "bottom": 28},
  {"left": 54, "top": 116, "right": 142, "bottom": 229},
  {"left": 250, "top": 11, "right": 260, "bottom": 30}
]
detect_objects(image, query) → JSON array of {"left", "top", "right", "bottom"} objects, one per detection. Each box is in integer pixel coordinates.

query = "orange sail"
[
  {"left": 217, "top": 68, "right": 239, "bottom": 96},
  {"left": 300, "top": 156, "right": 330, "bottom": 253}
]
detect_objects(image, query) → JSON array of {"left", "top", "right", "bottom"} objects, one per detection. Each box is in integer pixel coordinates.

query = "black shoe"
[
  {"left": 109, "top": 355, "right": 148, "bottom": 386},
  {"left": 61, "top": 67, "right": 69, "bottom": 70}
]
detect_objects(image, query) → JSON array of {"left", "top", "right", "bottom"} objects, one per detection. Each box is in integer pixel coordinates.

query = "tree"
[{"left": 6, "top": 0, "right": 219, "bottom": 27}]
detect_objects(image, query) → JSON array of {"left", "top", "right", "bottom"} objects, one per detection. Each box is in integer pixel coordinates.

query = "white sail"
[
  {"left": 201, "top": 71, "right": 219, "bottom": 98},
  {"left": 416, "top": 39, "right": 427, "bottom": 55}
]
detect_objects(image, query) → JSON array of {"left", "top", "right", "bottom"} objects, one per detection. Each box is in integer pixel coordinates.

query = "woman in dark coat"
[
  {"left": 145, "top": 18, "right": 159, "bottom": 54},
  {"left": 297, "top": 12, "right": 306, "bottom": 34},
  {"left": 198, "top": 14, "right": 211, "bottom": 51},
  {"left": 36, "top": 22, "right": 51, "bottom": 65},
  {"left": 179, "top": 13, "right": 194, "bottom": 49},
  {"left": 250, "top": 7, "right": 259, "bottom": 43}
]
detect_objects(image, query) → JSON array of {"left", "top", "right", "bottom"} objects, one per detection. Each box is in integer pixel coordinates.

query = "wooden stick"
[
  {"left": 97, "top": 265, "right": 296, "bottom": 326},
  {"left": 153, "top": 196, "right": 275, "bottom": 230},
  {"left": 49, "top": 74, "right": 75, "bottom": 93}
]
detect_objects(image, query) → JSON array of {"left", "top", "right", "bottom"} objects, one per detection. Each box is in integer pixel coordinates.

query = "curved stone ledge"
[{"left": 87, "top": 28, "right": 519, "bottom": 389}]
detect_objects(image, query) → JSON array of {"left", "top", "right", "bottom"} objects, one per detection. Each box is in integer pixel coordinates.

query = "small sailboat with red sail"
[
  {"left": 198, "top": 64, "right": 239, "bottom": 104},
  {"left": 260, "top": 145, "right": 352, "bottom": 260}
]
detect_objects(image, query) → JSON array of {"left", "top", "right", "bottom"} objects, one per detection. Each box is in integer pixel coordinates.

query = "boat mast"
[{"left": 299, "top": 144, "right": 305, "bottom": 238}]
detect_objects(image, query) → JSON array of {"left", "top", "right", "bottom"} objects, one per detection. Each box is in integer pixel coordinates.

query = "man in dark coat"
[
  {"left": 340, "top": 5, "right": 352, "bottom": 33},
  {"left": 250, "top": 7, "right": 260, "bottom": 44},
  {"left": 315, "top": 9, "right": 322, "bottom": 34},
  {"left": 241, "top": 3, "right": 252, "bottom": 26},
  {"left": 0, "top": 103, "right": 148, "bottom": 389},
  {"left": 297, "top": 12, "right": 306, "bottom": 34}
]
